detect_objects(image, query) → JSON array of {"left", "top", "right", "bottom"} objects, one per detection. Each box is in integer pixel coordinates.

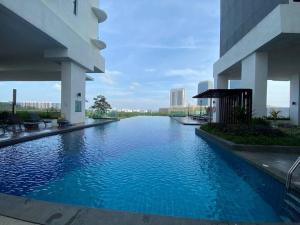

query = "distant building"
[
  {"left": 18, "top": 102, "right": 61, "bottom": 110},
  {"left": 159, "top": 108, "right": 170, "bottom": 114},
  {"left": 197, "top": 81, "right": 213, "bottom": 106},
  {"left": 170, "top": 88, "right": 186, "bottom": 107},
  {"left": 229, "top": 80, "right": 241, "bottom": 89}
]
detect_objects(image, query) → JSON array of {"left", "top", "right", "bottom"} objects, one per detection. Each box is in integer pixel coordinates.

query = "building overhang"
[
  {"left": 0, "top": 1, "right": 105, "bottom": 73},
  {"left": 91, "top": 39, "right": 107, "bottom": 50},
  {"left": 193, "top": 89, "right": 252, "bottom": 99},
  {"left": 0, "top": 61, "right": 95, "bottom": 81},
  {"left": 92, "top": 7, "right": 107, "bottom": 23},
  {"left": 214, "top": 4, "right": 300, "bottom": 77}
]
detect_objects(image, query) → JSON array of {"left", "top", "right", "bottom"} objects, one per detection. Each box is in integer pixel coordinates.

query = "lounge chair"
[
  {"left": 0, "top": 122, "right": 8, "bottom": 134},
  {"left": 57, "top": 119, "right": 70, "bottom": 128},
  {"left": 0, "top": 112, "right": 9, "bottom": 134},
  {"left": 26, "top": 113, "right": 52, "bottom": 128},
  {"left": 7, "top": 114, "right": 24, "bottom": 132}
]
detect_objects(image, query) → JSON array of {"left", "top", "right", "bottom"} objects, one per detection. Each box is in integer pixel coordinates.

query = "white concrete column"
[
  {"left": 290, "top": 74, "right": 300, "bottom": 125},
  {"left": 241, "top": 52, "right": 268, "bottom": 118},
  {"left": 213, "top": 74, "right": 229, "bottom": 122},
  {"left": 61, "top": 62, "right": 86, "bottom": 124}
]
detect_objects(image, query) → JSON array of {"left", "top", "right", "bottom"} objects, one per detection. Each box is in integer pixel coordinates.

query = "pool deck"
[
  {"left": 235, "top": 151, "right": 300, "bottom": 190},
  {"left": 0, "top": 193, "right": 295, "bottom": 225},
  {"left": 171, "top": 117, "right": 206, "bottom": 126},
  {"left": 0, "top": 118, "right": 118, "bottom": 148}
]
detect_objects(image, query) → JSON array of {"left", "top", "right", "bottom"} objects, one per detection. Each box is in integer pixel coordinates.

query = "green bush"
[
  {"left": 15, "top": 111, "right": 60, "bottom": 120},
  {"left": 201, "top": 121, "right": 300, "bottom": 146}
]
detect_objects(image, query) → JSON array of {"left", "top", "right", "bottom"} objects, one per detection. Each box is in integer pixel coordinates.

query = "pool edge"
[
  {"left": 0, "top": 119, "right": 119, "bottom": 148},
  {"left": 195, "top": 127, "right": 300, "bottom": 193},
  {"left": 0, "top": 193, "right": 290, "bottom": 225}
]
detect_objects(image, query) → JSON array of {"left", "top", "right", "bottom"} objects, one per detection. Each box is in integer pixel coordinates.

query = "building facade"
[
  {"left": 214, "top": 0, "right": 300, "bottom": 125},
  {"left": 170, "top": 88, "right": 186, "bottom": 108},
  {"left": 197, "top": 81, "right": 213, "bottom": 106},
  {"left": 0, "top": 0, "right": 107, "bottom": 123}
]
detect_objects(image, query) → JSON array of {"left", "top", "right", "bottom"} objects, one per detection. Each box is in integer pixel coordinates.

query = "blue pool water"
[{"left": 0, "top": 116, "right": 292, "bottom": 222}]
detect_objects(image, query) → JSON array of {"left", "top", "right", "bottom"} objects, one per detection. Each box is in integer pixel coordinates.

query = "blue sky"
[{"left": 0, "top": 0, "right": 290, "bottom": 110}]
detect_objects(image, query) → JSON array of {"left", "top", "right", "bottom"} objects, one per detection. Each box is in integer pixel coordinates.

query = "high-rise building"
[
  {"left": 197, "top": 81, "right": 213, "bottom": 106},
  {"left": 170, "top": 88, "right": 186, "bottom": 107},
  {"left": 0, "top": 0, "right": 107, "bottom": 124},
  {"left": 214, "top": 0, "right": 300, "bottom": 125}
]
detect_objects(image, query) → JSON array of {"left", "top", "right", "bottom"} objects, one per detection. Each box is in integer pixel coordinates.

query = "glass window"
[{"left": 75, "top": 101, "right": 82, "bottom": 112}]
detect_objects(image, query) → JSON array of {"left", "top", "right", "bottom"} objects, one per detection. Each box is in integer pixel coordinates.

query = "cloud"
[
  {"left": 106, "top": 70, "right": 123, "bottom": 76},
  {"left": 123, "top": 43, "right": 206, "bottom": 50},
  {"left": 165, "top": 68, "right": 203, "bottom": 77},
  {"left": 53, "top": 82, "right": 61, "bottom": 91},
  {"left": 129, "top": 82, "right": 141, "bottom": 90},
  {"left": 100, "top": 73, "right": 115, "bottom": 85},
  {"left": 145, "top": 68, "right": 156, "bottom": 72},
  {"left": 99, "top": 70, "right": 123, "bottom": 85}
]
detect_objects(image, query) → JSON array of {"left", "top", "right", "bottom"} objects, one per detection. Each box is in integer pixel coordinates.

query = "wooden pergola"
[{"left": 193, "top": 89, "right": 252, "bottom": 124}]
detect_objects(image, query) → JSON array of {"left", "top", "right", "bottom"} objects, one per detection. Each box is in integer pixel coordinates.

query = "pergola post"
[{"left": 193, "top": 89, "right": 253, "bottom": 125}]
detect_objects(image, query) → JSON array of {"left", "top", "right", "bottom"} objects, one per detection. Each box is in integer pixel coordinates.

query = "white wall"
[
  {"left": 290, "top": 74, "right": 300, "bottom": 125},
  {"left": 61, "top": 62, "right": 86, "bottom": 124},
  {"left": 241, "top": 52, "right": 268, "bottom": 117},
  {"left": 42, "top": 0, "right": 99, "bottom": 42}
]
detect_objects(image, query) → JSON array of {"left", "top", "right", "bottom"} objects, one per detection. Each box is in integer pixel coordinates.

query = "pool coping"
[
  {"left": 195, "top": 128, "right": 300, "bottom": 193},
  {"left": 0, "top": 193, "right": 294, "bottom": 225},
  {"left": 0, "top": 119, "right": 119, "bottom": 148},
  {"left": 171, "top": 117, "right": 205, "bottom": 126}
]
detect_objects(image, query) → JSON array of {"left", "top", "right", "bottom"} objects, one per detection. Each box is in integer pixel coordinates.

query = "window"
[
  {"left": 75, "top": 100, "right": 82, "bottom": 112},
  {"left": 73, "top": 0, "right": 78, "bottom": 15}
]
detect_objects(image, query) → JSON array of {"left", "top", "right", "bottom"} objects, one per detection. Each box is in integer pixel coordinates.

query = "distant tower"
[
  {"left": 170, "top": 88, "right": 186, "bottom": 107},
  {"left": 197, "top": 81, "right": 213, "bottom": 106}
]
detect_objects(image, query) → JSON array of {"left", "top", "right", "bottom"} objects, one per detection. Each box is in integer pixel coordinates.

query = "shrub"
[{"left": 201, "top": 121, "right": 285, "bottom": 138}]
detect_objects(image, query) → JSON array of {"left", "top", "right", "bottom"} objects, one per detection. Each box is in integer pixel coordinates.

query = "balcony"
[
  {"left": 92, "top": 7, "right": 107, "bottom": 23},
  {"left": 91, "top": 39, "right": 106, "bottom": 50}
]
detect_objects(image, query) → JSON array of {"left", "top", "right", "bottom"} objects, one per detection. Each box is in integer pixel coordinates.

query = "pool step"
[
  {"left": 283, "top": 193, "right": 300, "bottom": 222},
  {"left": 286, "top": 193, "right": 300, "bottom": 205}
]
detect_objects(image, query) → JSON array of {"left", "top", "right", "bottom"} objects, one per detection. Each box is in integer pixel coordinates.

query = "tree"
[
  {"left": 91, "top": 95, "right": 111, "bottom": 115},
  {"left": 270, "top": 109, "right": 281, "bottom": 121}
]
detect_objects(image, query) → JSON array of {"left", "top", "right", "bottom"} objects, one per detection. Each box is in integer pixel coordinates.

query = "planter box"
[{"left": 195, "top": 128, "right": 300, "bottom": 154}]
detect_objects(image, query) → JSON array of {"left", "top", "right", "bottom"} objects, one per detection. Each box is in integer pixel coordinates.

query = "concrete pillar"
[
  {"left": 241, "top": 52, "right": 268, "bottom": 118},
  {"left": 290, "top": 74, "right": 300, "bottom": 125},
  {"left": 61, "top": 62, "right": 86, "bottom": 124},
  {"left": 214, "top": 74, "right": 229, "bottom": 122}
]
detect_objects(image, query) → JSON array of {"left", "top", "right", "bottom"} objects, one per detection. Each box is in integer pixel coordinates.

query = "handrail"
[{"left": 286, "top": 156, "right": 300, "bottom": 190}]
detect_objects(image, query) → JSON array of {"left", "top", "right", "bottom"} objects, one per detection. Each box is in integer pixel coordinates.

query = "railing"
[{"left": 286, "top": 157, "right": 300, "bottom": 190}]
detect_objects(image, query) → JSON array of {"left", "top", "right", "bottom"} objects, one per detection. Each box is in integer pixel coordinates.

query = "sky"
[{"left": 0, "top": 0, "right": 290, "bottom": 110}]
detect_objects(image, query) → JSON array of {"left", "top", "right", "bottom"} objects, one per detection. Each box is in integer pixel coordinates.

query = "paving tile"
[{"left": 0, "top": 215, "right": 39, "bottom": 225}]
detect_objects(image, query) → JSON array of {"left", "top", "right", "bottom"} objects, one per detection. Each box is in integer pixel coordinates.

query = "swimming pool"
[{"left": 0, "top": 116, "right": 296, "bottom": 222}]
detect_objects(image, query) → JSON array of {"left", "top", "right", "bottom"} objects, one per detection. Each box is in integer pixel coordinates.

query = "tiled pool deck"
[{"left": 0, "top": 192, "right": 295, "bottom": 225}]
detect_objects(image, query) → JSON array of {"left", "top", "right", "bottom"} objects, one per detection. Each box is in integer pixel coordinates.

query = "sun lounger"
[
  {"left": 27, "top": 113, "right": 52, "bottom": 128},
  {"left": 7, "top": 114, "right": 24, "bottom": 132}
]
